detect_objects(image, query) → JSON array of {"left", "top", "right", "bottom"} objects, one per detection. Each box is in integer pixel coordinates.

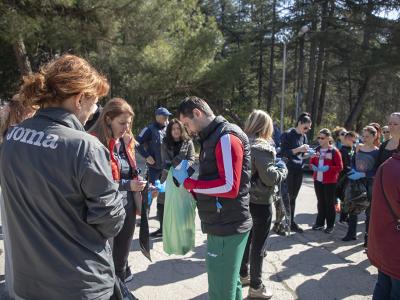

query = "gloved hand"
[
  {"left": 347, "top": 169, "right": 366, "bottom": 180},
  {"left": 307, "top": 148, "right": 316, "bottom": 156},
  {"left": 154, "top": 179, "right": 166, "bottom": 193},
  {"left": 276, "top": 159, "right": 286, "bottom": 169},
  {"left": 173, "top": 160, "right": 189, "bottom": 185},
  {"left": 311, "top": 164, "right": 318, "bottom": 172},
  {"left": 319, "top": 165, "right": 329, "bottom": 172}
]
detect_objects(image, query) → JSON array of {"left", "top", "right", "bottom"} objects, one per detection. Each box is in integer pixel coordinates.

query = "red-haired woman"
[
  {"left": 0, "top": 54, "right": 125, "bottom": 300},
  {"left": 90, "top": 98, "right": 146, "bottom": 283}
]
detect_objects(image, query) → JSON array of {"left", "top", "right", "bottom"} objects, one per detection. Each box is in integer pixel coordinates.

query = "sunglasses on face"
[
  {"left": 383, "top": 131, "right": 390, "bottom": 134},
  {"left": 340, "top": 132, "right": 347, "bottom": 136}
]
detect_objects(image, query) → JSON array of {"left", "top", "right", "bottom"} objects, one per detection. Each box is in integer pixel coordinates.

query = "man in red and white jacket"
[
  {"left": 174, "top": 96, "right": 252, "bottom": 300},
  {"left": 310, "top": 129, "right": 343, "bottom": 233}
]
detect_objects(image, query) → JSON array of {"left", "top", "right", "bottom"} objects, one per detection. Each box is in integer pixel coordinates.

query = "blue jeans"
[{"left": 373, "top": 271, "right": 400, "bottom": 300}]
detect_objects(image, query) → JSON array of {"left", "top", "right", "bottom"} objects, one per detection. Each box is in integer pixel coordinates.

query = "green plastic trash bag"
[{"left": 163, "top": 168, "right": 196, "bottom": 255}]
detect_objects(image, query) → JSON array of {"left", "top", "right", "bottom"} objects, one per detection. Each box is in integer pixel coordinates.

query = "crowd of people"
[{"left": 0, "top": 54, "right": 398, "bottom": 300}]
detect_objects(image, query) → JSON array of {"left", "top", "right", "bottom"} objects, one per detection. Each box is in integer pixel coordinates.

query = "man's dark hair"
[{"left": 177, "top": 96, "right": 214, "bottom": 118}]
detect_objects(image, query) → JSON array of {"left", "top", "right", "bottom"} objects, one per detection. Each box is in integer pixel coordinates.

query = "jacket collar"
[
  {"left": 35, "top": 108, "right": 85, "bottom": 132},
  {"left": 393, "top": 152, "right": 400, "bottom": 160},
  {"left": 199, "top": 116, "right": 226, "bottom": 142}
]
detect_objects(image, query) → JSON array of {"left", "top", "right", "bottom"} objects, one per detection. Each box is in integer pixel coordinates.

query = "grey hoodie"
[
  {"left": 0, "top": 108, "right": 125, "bottom": 300},
  {"left": 249, "top": 137, "right": 288, "bottom": 205}
]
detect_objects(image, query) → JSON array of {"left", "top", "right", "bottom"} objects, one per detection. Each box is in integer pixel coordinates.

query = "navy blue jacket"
[{"left": 136, "top": 122, "right": 166, "bottom": 170}]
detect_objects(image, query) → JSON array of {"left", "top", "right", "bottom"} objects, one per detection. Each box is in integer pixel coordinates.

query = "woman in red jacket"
[
  {"left": 368, "top": 143, "right": 400, "bottom": 299},
  {"left": 90, "top": 98, "right": 146, "bottom": 284},
  {"left": 310, "top": 128, "right": 343, "bottom": 233}
]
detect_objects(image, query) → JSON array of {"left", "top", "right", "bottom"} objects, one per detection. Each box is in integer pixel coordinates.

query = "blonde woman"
[{"left": 240, "top": 110, "right": 288, "bottom": 299}]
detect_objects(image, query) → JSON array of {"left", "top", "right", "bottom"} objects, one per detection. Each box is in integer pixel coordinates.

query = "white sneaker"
[
  {"left": 240, "top": 275, "right": 250, "bottom": 286},
  {"left": 249, "top": 285, "right": 273, "bottom": 299}
]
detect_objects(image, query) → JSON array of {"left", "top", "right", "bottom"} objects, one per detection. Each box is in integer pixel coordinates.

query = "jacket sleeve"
[
  {"left": 160, "top": 143, "right": 172, "bottom": 183},
  {"left": 310, "top": 155, "right": 318, "bottom": 167},
  {"left": 280, "top": 132, "right": 294, "bottom": 158},
  {"left": 80, "top": 146, "right": 126, "bottom": 239},
  {"left": 136, "top": 127, "right": 152, "bottom": 158},
  {"left": 119, "top": 179, "right": 132, "bottom": 191},
  {"left": 161, "top": 142, "right": 173, "bottom": 170},
  {"left": 186, "top": 140, "right": 196, "bottom": 167},
  {"left": 330, "top": 149, "right": 343, "bottom": 174},
  {"left": 184, "top": 134, "right": 243, "bottom": 199},
  {"left": 254, "top": 149, "right": 288, "bottom": 187}
]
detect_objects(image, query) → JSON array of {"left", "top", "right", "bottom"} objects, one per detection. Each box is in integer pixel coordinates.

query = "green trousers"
[{"left": 206, "top": 231, "right": 250, "bottom": 300}]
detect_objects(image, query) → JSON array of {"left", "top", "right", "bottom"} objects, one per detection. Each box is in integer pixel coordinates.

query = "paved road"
[{"left": 0, "top": 173, "right": 377, "bottom": 300}]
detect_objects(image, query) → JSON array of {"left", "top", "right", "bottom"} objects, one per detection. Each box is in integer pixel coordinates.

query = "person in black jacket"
[
  {"left": 337, "top": 131, "right": 358, "bottom": 223},
  {"left": 150, "top": 119, "right": 196, "bottom": 237},
  {"left": 280, "top": 112, "right": 313, "bottom": 233},
  {"left": 175, "top": 96, "right": 252, "bottom": 300}
]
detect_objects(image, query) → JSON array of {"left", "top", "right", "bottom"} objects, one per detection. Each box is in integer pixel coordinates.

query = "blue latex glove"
[
  {"left": 319, "top": 165, "right": 329, "bottom": 172},
  {"left": 173, "top": 160, "right": 189, "bottom": 184},
  {"left": 276, "top": 160, "right": 286, "bottom": 169},
  {"left": 347, "top": 169, "right": 366, "bottom": 180},
  {"left": 154, "top": 179, "right": 166, "bottom": 193},
  {"left": 307, "top": 149, "right": 316, "bottom": 156},
  {"left": 311, "top": 165, "right": 318, "bottom": 172}
]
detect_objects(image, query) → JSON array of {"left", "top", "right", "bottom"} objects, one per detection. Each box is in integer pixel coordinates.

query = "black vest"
[{"left": 196, "top": 116, "right": 252, "bottom": 236}]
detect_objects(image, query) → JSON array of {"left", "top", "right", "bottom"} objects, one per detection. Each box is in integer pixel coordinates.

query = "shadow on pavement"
[
  {"left": 295, "top": 265, "right": 376, "bottom": 299},
  {"left": 128, "top": 257, "right": 205, "bottom": 290}
]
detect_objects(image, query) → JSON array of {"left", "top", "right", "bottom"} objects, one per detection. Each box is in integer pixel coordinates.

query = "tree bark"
[
  {"left": 305, "top": 19, "right": 318, "bottom": 113},
  {"left": 257, "top": 3, "right": 265, "bottom": 107},
  {"left": 13, "top": 36, "right": 32, "bottom": 76},
  {"left": 344, "top": 0, "right": 374, "bottom": 129}
]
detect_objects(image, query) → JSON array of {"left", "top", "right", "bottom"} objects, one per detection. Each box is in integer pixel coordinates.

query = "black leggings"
[
  {"left": 314, "top": 181, "right": 337, "bottom": 228},
  {"left": 240, "top": 202, "right": 272, "bottom": 289},
  {"left": 113, "top": 196, "right": 136, "bottom": 280},
  {"left": 287, "top": 168, "right": 304, "bottom": 224}
]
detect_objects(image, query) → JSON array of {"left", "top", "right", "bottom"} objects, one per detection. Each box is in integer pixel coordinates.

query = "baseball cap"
[{"left": 155, "top": 107, "right": 172, "bottom": 116}]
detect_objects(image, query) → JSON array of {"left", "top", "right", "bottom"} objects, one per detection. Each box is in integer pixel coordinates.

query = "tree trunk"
[
  {"left": 257, "top": 3, "right": 265, "bottom": 107},
  {"left": 13, "top": 36, "right": 32, "bottom": 76},
  {"left": 305, "top": 19, "right": 318, "bottom": 113},
  {"left": 316, "top": 54, "right": 329, "bottom": 126},
  {"left": 266, "top": 0, "right": 276, "bottom": 111},
  {"left": 297, "top": 36, "right": 305, "bottom": 118},
  {"left": 344, "top": 75, "right": 371, "bottom": 129},
  {"left": 344, "top": 0, "right": 374, "bottom": 129}
]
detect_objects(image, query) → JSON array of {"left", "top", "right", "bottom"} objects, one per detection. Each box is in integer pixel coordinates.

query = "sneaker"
[
  {"left": 248, "top": 284, "right": 273, "bottom": 299},
  {"left": 240, "top": 275, "right": 250, "bottom": 286},
  {"left": 342, "top": 235, "right": 356, "bottom": 241},
  {"left": 150, "top": 229, "right": 162, "bottom": 237},
  {"left": 124, "top": 267, "right": 134, "bottom": 283},
  {"left": 312, "top": 225, "right": 324, "bottom": 231},
  {"left": 324, "top": 227, "right": 334, "bottom": 234},
  {"left": 273, "top": 224, "right": 286, "bottom": 236},
  {"left": 290, "top": 223, "right": 304, "bottom": 233}
]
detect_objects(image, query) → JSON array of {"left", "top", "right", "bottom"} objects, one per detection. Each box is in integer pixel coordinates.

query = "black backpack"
[{"left": 344, "top": 180, "right": 369, "bottom": 214}]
